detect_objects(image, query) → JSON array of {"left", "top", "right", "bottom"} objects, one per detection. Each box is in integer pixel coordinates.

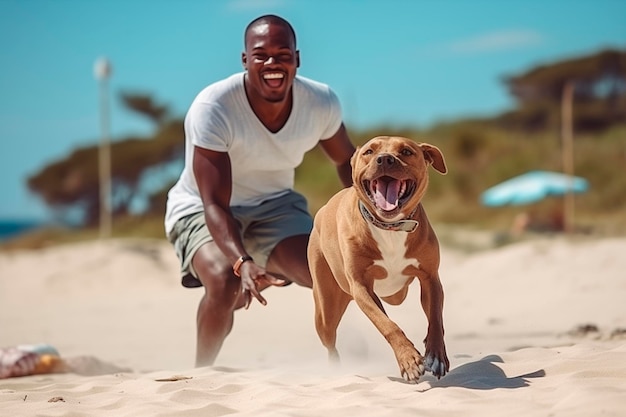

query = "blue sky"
[{"left": 1, "top": 0, "right": 624, "bottom": 221}]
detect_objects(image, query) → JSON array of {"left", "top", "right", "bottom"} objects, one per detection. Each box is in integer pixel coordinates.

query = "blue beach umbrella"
[{"left": 481, "top": 170, "right": 589, "bottom": 207}]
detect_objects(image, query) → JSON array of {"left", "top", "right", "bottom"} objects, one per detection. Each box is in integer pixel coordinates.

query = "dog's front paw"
[
  {"left": 424, "top": 350, "right": 449, "bottom": 379},
  {"left": 397, "top": 347, "right": 425, "bottom": 383}
]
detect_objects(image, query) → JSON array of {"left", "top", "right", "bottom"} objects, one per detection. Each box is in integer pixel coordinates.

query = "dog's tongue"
[{"left": 372, "top": 177, "right": 401, "bottom": 211}]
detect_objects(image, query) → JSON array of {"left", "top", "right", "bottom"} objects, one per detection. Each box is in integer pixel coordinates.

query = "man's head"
[{"left": 242, "top": 15, "right": 300, "bottom": 103}]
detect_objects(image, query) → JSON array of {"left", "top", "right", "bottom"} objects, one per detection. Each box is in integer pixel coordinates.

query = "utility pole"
[
  {"left": 94, "top": 57, "right": 112, "bottom": 238},
  {"left": 561, "top": 80, "right": 575, "bottom": 234}
]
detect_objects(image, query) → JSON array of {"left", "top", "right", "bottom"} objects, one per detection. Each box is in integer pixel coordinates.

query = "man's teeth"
[{"left": 264, "top": 73, "right": 284, "bottom": 79}]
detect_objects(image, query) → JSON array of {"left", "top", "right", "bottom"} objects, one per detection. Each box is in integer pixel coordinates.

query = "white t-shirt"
[{"left": 164, "top": 72, "right": 343, "bottom": 235}]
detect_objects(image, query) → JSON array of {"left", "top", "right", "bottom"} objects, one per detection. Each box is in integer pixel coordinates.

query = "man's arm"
[
  {"left": 319, "top": 123, "right": 356, "bottom": 187},
  {"left": 193, "top": 145, "right": 283, "bottom": 307},
  {"left": 193, "top": 146, "right": 244, "bottom": 266}
]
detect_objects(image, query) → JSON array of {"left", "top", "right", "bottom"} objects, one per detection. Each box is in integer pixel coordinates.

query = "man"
[{"left": 164, "top": 14, "right": 356, "bottom": 366}]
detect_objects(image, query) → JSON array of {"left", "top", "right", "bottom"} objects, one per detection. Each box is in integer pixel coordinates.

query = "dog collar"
[{"left": 358, "top": 201, "right": 419, "bottom": 233}]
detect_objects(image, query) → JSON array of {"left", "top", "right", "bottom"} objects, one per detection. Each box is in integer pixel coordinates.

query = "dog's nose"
[{"left": 376, "top": 154, "right": 395, "bottom": 166}]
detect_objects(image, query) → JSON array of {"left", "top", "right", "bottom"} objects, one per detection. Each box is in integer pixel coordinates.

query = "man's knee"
[
  {"left": 193, "top": 251, "right": 241, "bottom": 306},
  {"left": 200, "top": 270, "right": 240, "bottom": 303}
]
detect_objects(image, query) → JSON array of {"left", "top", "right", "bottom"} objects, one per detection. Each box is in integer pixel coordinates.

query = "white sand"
[{"left": 1, "top": 235, "right": 625, "bottom": 416}]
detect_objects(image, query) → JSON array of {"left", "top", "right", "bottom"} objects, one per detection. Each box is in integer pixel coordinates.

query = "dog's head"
[{"left": 351, "top": 136, "right": 447, "bottom": 222}]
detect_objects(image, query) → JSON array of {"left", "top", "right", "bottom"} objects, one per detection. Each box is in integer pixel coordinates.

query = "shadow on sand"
[{"left": 390, "top": 355, "right": 545, "bottom": 390}]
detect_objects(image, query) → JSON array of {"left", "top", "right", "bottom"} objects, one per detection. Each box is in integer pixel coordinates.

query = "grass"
[{"left": 3, "top": 123, "right": 625, "bottom": 251}]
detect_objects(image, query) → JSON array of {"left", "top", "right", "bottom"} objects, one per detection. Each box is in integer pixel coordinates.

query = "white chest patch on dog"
[{"left": 368, "top": 224, "right": 419, "bottom": 297}]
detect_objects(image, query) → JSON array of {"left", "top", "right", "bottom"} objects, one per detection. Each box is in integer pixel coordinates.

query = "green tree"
[
  {"left": 500, "top": 49, "right": 626, "bottom": 131},
  {"left": 27, "top": 94, "right": 184, "bottom": 226},
  {"left": 120, "top": 93, "right": 170, "bottom": 125}
]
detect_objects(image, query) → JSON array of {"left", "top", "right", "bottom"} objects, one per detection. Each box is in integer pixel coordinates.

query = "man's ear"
[
  {"left": 420, "top": 143, "right": 447, "bottom": 175},
  {"left": 241, "top": 52, "right": 247, "bottom": 69},
  {"left": 296, "top": 50, "right": 300, "bottom": 68}
]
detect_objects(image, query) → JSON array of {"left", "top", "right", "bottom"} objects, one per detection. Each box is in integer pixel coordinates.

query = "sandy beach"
[{"left": 1, "top": 234, "right": 625, "bottom": 416}]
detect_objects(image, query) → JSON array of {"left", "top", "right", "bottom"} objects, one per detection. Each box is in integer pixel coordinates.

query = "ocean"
[{"left": 0, "top": 219, "right": 44, "bottom": 241}]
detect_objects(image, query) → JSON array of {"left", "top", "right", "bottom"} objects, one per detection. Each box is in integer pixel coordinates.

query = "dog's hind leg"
[
  {"left": 313, "top": 285, "right": 351, "bottom": 362},
  {"left": 310, "top": 251, "right": 351, "bottom": 362}
]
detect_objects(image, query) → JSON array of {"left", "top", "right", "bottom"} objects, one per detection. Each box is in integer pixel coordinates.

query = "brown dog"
[{"left": 308, "top": 135, "right": 449, "bottom": 382}]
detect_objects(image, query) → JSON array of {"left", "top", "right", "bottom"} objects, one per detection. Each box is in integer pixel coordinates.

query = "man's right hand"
[{"left": 239, "top": 261, "right": 287, "bottom": 309}]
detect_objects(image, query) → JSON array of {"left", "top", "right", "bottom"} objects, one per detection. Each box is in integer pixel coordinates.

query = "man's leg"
[
  {"left": 265, "top": 234, "right": 313, "bottom": 288},
  {"left": 191, "top": 241, "right": 242, "bottom": 367}
]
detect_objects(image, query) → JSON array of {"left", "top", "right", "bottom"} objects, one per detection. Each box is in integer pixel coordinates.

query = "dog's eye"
[
  {"left": 400, "top": 148, "right": 413, "bottom": 156},
  {"left": 363, "top": 149, "right": 373, "bottom": 155}
]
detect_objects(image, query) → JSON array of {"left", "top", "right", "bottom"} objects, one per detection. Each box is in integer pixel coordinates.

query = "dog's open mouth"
[{"left": 364, "top": 176, "right": 415, "bottom": 213}]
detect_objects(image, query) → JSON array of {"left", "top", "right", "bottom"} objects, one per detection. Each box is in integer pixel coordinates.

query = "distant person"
[
  {"left": 164, "top": 14, "right": 356, "bottom": 366},
  {"left": 510, "top": 212, "right": 531, "bottom": 237}
]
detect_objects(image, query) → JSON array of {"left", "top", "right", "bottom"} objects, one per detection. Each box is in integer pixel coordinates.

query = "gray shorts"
[{"left": 167, "top": 190, "right": 313, "bottom": 288}]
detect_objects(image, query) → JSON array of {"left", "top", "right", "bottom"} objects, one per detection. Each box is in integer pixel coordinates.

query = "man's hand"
[{"left": 239, "top": 262, "right": 287, "bottom": 309}]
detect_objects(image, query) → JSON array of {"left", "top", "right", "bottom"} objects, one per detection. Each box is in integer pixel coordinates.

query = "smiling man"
[{"left": 164, "top": 15, "right": 356, "bottom": 366}]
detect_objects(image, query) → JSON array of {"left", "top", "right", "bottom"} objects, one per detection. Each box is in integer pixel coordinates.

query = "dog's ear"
[
  {"left": 349, "top": 146, "right": 362, "bottom": 186},
  {"left": 420, "top": 143, "right": 447, "bottom": 175},
  {"left": 350, "top": 146, "right": 361, "bottom": 168}
]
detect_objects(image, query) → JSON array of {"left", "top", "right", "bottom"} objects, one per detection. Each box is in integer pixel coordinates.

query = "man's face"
[{"left": 242, "top": 22, "right": 299, "bottom": 103}]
